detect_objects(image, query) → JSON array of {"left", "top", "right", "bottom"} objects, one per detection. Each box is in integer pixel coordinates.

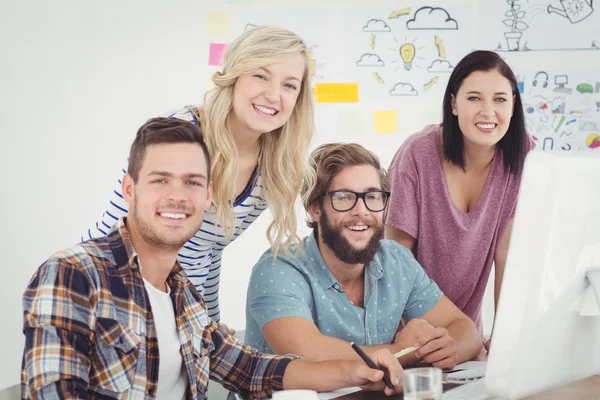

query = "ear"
[
  {"left": 307, "top": 201, "right": 322, "bottom": 225},
  {"left": 122, "top": 173, "right": 135, "bottom": 208},
  {"left": 451, "top": 94, "right": 458, "bottom": 116},
  {"left": 512, "top": 94, "right": 516, "bottom": 115},
  {"left": 205, "top": 181, "right": 214, "bottom": 211}
]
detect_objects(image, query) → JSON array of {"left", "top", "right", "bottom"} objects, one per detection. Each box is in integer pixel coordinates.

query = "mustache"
[
  {"left": 156, "top": 203, "right": 194, "bottom": 214},
  {"left": 343, "top": 218, "right": 375, "bottom": 226}
]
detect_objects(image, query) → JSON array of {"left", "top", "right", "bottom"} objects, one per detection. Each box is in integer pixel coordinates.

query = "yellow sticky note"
[
  {"left": 374, "top": 110, "right": 398, "bottom": 134},
  {"left": 314, "top": 83, "right": 359, "bottom": 103},
  {"left": 207, "top": 12, "right": 230, "bottom": 36}
]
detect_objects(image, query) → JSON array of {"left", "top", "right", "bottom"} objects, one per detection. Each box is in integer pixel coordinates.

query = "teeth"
[
  {"left": 477, "top": 123, "right": 496, "bottom": 129},
  {"left": 253, "top": 104, "right": 277, "bottom": 115},
  {"left": 160, "top": 212, "right": 187, "bottom": 219},
  {"left": 348, "top": 225, "right": 368, "bottom": 231}
]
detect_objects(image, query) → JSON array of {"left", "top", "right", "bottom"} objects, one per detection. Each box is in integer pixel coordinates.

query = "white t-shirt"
[{"left": 144, "top": 278, "right": 188, "bottom": 399}]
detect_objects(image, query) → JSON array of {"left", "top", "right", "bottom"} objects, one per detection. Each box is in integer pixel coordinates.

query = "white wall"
[{"left": 1, "top": 0, "right": 599, "bottom": 391}]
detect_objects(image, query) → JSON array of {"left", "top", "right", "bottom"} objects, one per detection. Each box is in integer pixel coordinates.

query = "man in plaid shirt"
[{"left": 21, "top": 118, "right": 402, "bottom": 399}]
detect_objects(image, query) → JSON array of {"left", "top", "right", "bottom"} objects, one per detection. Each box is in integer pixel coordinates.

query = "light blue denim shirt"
[{"left": 245, "top": 232, "right": 443, "bottom": 353}]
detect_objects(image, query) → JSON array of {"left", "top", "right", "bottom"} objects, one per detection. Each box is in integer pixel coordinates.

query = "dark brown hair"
[
  {"left": 442, "top": 50, "right": 528, "bottom": 175},
  {"left": 127, "top": 117, "right": 211, "bottom": 182}
]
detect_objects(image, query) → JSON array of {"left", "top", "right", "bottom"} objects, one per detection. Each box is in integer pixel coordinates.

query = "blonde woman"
[{"left": 84, "top": 26, "right": 315, "bottom": 326}]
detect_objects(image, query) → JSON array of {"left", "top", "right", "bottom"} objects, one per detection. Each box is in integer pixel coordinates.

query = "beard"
[
  {"left": 319, "top": 210, "right": 384, "bottom": 265},
  {"left": 130, "top": 197, "right": 200, "bottom": 252}
]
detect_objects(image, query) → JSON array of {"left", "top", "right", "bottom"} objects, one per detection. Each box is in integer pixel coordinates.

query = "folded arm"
[{"left": 263, "top": 316, "right": 406, "bottom": 362}]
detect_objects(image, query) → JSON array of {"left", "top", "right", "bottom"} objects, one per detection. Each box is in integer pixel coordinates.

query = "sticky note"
[
  {"left": 374, "top": 110, "right": 398, "bottom": 134},
  {"left": 314, "top": 83, "right": 359, "bottom": 103},
  {"left": 207, "top": 12, "right": 230, "bottom": 36},
  {"left": 209, "top": 43, "right": 227, "bottom": 66}
]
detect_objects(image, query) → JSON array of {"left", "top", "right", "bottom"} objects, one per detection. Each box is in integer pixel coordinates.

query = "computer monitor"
[
  {"left": 485, "top": 151, "right": 600, "bottom": 399},
  {"left": 555, "top": 75, "right": 568, "bottom": 86}
]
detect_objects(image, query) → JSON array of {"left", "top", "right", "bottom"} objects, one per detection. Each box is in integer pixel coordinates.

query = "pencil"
[
  {"left": 350, "top": 342, "right": 395, "bottom": 390},
  {"left": 393, "top": 345, "right": 418, "bottom": 358}
]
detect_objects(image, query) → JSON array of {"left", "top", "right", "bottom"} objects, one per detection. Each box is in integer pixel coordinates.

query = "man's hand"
[
  {"left": 394, "top": 318, "right": 434, "bottom": 349},
  {"left": 413, "top": 326, "right": 458, "bottom": 369},
  {"left": 395, "top": 318, "right": 458, "bottom": 369},
  {"left": 349, "top": 349, "right": 403, "bottom": 396}
]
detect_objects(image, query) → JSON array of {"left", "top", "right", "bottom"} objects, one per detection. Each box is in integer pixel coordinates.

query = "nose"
[
  {"left": 349, "top": 196, "right": 369, "bottom": 216},
  {"left": 263, "top": 82, "right": 280, "bottom": 103},
  {"left": 480, "top": 101, "right": 495, "bottom": 118},
  {"left": 165, "top": 181, "right": 187, "bottom": 202}
]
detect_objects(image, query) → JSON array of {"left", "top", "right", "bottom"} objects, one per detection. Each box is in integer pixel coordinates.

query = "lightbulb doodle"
[{"left": 353, "top": 4, "right": 464, "bottom": 96}]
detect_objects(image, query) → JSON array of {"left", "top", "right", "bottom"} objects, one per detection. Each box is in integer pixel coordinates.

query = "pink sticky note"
[{"left": 209, "top": 43, "right": 227, "bottom": 66}]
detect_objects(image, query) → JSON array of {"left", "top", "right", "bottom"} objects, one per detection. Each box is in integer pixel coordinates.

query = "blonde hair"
[
  {"left": 301, "top": 143, "right": 389, "bottom": 229},
  {"left": 197, "top": 26, "right": 315, "bottom": 256}
]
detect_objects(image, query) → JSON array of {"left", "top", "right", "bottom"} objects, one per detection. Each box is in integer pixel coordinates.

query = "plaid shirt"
[{"left": 22, "top": 218, "right": 297, "bottom": 399}]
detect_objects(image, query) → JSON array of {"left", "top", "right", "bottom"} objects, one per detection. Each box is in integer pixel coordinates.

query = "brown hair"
[
  {"left": 127, "top": 117, "right": 211, "bottom": 182},
  {"left": 301, "top": 143, "right": 389, "bottom": 229}
]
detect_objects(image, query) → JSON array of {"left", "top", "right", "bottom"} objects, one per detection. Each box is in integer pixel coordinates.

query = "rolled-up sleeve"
[{"left": 247, "top": 257, "right": 313, "bottom": 330}]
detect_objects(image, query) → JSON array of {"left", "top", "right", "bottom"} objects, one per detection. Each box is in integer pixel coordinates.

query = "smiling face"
[
  {"left": 310, "top": 165, "right": 385, "bottom": 265},
  {"left": 123, "top": 142, "right": 212, "bottom": 251},
  {"left": 229, "top": 53, "right": 306, "bottom": 135},
  {"left": 451, "top": 69, "right": 515, "bottom": 148}
]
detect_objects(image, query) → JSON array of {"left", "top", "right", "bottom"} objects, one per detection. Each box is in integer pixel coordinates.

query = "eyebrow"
[
  {"left": 147, "top": 171, "right": 207, "bottom": 181},
  {"left": 334, "top": 187, "right": 383, "bottom": 192},
  {"left": 465, "top": 91, "right": 509, "bottom": 96},
  {"left": 259, "top": 67, "right": 302, "bottom": 83}
]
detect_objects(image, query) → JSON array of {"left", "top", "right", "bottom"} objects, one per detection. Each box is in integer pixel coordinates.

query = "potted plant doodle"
[{"left": 503, "top": 0, "right": 529, "bottom": 51}]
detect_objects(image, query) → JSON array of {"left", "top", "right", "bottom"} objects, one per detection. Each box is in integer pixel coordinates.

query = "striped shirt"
[
  {"left": 83, "top": 107, "right": 268, "bottom": 322},
  {"left": 22, "top": 217, "right": 296, "bottom": 400}
]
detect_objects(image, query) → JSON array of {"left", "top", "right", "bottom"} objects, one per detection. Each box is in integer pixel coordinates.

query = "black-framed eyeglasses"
[{"left": 321, "top": 190, "right": 390, "bottom": 212}]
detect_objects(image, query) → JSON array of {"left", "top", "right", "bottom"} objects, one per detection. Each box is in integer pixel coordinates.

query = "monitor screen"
[
  {"left": 555, "top": 75, "right": 568, "bottom": 85},
  {"left": 485, "top": 151, "right": 600, "bottom": 398}
]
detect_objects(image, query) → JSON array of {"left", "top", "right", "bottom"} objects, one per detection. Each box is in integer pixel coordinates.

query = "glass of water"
[{"left": 403, "top": 367, "right": 442, "bottom": 400}]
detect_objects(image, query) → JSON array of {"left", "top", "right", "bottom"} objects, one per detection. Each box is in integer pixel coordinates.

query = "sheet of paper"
[
  {"left": 207, "top": 12, "right": 231, "bottom": 36},
  {"left": 374, "top": 110, "right": 398, "bottom": 134},
  {"left": 314, "top": 83, "right": 359, "bottom": 103},
  {"left": 208, "top": 43, "right": 227, "bottom": 66},
  {"left": 448, "top": 361, "right": 487, "bottom": 371},
  {"left": 443, "top": 360, "right": 487, "bottom": 383},
  {"left": 317, "top": 387, "right": 361, "bottom": 399}
]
